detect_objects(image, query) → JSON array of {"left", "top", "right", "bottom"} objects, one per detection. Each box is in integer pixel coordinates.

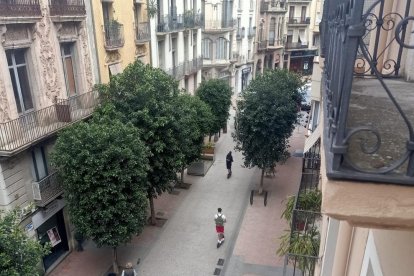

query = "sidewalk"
[{"left": 49, "top": 106, "right": 307, "bottom": 276}]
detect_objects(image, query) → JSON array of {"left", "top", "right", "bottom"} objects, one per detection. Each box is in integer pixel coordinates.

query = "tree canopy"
[
  {"left": 0, "top": 209, "right": 50, "bottom": 276},
  {"left": 51, "top": 120, "right": 149, "bottom": 249},
  {"left": 98, "top": 61, "right": 183, "bottom": 223},
  {"left": 233, "top": 69, "right": 303, "bottom": 190},
  {"left": 196, "top": 79, "right": 232, "bottom": 135}
]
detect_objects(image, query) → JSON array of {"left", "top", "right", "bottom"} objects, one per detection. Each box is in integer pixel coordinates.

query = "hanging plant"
[{"left": 147, "top": 0, "right": 158, "bottom": 18}]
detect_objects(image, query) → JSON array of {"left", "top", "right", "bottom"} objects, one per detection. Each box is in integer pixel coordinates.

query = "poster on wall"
[{"left": 47, "top": 227, "right": 62, "bottom": 247}]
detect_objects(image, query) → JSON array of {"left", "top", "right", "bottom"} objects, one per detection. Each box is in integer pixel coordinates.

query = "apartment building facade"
[
  {"left": 89, "top": 0, "right": 151, "bottom": 84},
  {"left": 287, "top": 0, "right": 414, "bottom": 275},
  {"left": 254, "top": 0, "right": 286, "bottom": 76},
  {"left": 0, "top": 0, "right": 98, "bottom": 273},
  {"left": 149, "top": 0, "right": 203, "bottom": 94},
  {"left": 202, "top": 0, "right": 235, "bottom": 86},
  {"left": 233, "top": 0, "right": 256, "bottom": 94},
  {"left": 283, "top": 0, "right": 316, "bottom": 75}
]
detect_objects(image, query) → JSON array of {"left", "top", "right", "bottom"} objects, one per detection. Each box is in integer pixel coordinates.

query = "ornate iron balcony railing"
[
  {"left": 320, "top": 0, "right": 414, "bottom": 185},
  {"left": 287, "top": 17, "right": 311, "bottom": 25},
  {"left": 49, "top": 0, "right": 86, "bottom": 16},
  {"left": 260, "top": 0, "right": 286, "bottom": 13},
  {"left": 135, "top": 21, "right": 150, "bottom": 43},
  {"left": 184, "top": 56, "right": 203, "bottom": 76},
  {"left": 157, "top": 14, "right": 185, "bottom": 33},
  {"left": 285, "top": 42, "right": 309, "bottom": 49},
  {"left": 32, "top": 171, "right": 62, "bottom": 207},
  {"left": 0, "top": 90, "right": 100, "bottom": 156},
  {"left": 0, "top": 0, "right": 41, "bottom": 17},
  {"left": 183, "top": 11, "right": 203, "bottom": 29},
  {"left": 204, "top": 19, "right": 236, "bottom": 30},
  {"left": 104, "top": 21, "right": 124, "bottom": 50}
]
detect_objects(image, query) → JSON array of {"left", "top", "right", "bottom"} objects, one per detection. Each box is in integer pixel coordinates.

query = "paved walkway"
[{"left": 49, "top": 105, "right": 306, "bottom": 276}]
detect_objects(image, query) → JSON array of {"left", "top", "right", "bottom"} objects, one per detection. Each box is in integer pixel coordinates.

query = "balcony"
[
  {"left": 32, "top": 171, "right": 62, "bottom": 207},
  {"left": 0, "top": 90, "right": 99, "bottom": 156},
  {"left": 258, "top": 39, "right": 283, "bottom": 50},
  {"left": 135, "top": 21, "right": 150, "bottom": 44},
  {"left": 287, "top": 17, "right": 310, "bottom": 25},
  {"left": 285, "top": 42, "right": 308, "bottom": 49},
  {"left": 104, "top": 21, "right": 124, "bottom": 50},
  {"left": 165, "top": 63, "right": 185, "bottom": 80},
  {"left": 183, "top": 11, "right": 203, "bottom": 29},
  {"left": 157, "top": 14, "right": 184, "bottom": 33},
  {"left": 236, "top": 27, "right": 245, "bottom": 40},
  {"left": 0, "top": 0, "right": 41, "bottom": 22},
  {"left": 49, "top": 0, "right": 86, "bottom": 17},
  {"left": 319, "top": 0, "right": 414, "bottom": 227},
  {"left": 260, "top": 0, "right": 287, "bottom": 13},
  {"left": 184, "top": 57, "right": 202, "bottom": 76},
  {"left": 204, "top": 19, "right": 236, "bottom": 33},
  {"left": 247, "top": 26, "right": 256, "bottom": 39}
]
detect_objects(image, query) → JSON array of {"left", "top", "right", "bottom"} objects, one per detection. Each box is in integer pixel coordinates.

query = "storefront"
[
  {"left": 288, "top": 50, "right": 317, "bottom": 75},
  {"left": 32, "top": 199, "right": 70, "bottom": 272}
]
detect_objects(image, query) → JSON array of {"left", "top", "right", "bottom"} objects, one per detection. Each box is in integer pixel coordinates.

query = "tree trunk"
[
  {"left": 148, "top": 190, "right": 156, "bottom": 225},
  {"left": 259, "top": 169, "right": 265, "bottom": 194},
  {"left": 112, "top": 247, "right": 119, "bottom": 274},
  {"left": 209, "top": 134, "right": 212, "bottom": 142}
]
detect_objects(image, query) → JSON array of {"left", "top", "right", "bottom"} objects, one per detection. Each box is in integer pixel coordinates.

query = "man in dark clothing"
[{"left": 226, "top": 151, "right": 233, "bottom": 175}]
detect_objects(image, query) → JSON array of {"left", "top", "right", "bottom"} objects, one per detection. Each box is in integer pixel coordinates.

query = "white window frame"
[
  {"left": 360, "top": 231, "right": 384, "bottom": 276},
  {"left": 216, "top": 37, "right": 228, "bottom": 60},
  {"left": 202, "top": 38, "right": 212, "bottom": 59}
]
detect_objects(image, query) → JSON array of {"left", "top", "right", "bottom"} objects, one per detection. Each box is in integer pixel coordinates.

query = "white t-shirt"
[{"left": 214, "top": 213, "right": 227, "bottom": 223}]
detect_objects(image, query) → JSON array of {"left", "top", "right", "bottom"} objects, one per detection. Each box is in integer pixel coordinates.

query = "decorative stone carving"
[
  {"left": 33, "top": 6, "right": 62, "bottom": 101},
  {"left": 0, "top": 76, "right": 10, "bottom": 123},
  {"left": 105, "top": 51, "right": 121, "bottom": 64},
  {"left": 57, "top": 22, "right": 78, "bottom": 41},
  {"left": 0, "top": 25, "right": 6, "bottom": 45},
  {"left": 2, "top": 24, "right": 32, "bottom": 48},
  {"left": 135, "top": 45, "right": 147, "bottom": 56},
  {"left": 78, "top": 22, "right": 93, "bottom": 91}
]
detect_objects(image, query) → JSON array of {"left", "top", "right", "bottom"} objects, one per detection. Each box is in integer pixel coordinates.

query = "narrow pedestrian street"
[{"left": 50, "top": 106, "right": 306, "bottom": 276}]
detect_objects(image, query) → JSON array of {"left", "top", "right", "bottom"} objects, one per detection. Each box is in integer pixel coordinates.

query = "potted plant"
[{"left": 74, "top": 231, "right": 85, "bottom": 252}]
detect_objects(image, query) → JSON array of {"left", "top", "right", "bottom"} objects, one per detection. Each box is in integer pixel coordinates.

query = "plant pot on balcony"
[{"left": 56, "top": 104, "right": 71, "bottom": 122}]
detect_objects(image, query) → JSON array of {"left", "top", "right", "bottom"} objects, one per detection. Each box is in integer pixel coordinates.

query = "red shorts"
[{"left": 216, "top": 225, "right": 224, "bottom": 233}]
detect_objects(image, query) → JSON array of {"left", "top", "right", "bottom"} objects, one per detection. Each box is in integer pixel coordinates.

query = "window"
[
  {"left": 202, "top": 39, "right": 212, "bottom": 59},
  {"left": 32, "top": 147, "right": 48, "bottom": 181},
  {"left": 301, "top": 6, "right": 307, "bottom": 21},
  {"left": 216, "top": 37, "right": 228, "bottom": 60},
  {"left": 158, "top": 40, "right": 165, "bottom": 69},
  {"left": 250, "top": 0, "right": 253, "bottom": 10},
  {"left": 60, "top": 43, "right": 77, "bottom": 97},
  {"left": 269, "top": 18, "right": 276, "bottom": 45},
  {"left": 313, "top": 34, "right": 320, "bottom": 47},
  {"left": 102, "top": 2, "right": 111, "bottom": 25},
  {"left": 238, "top": 0, "right": 242, "bottom": 11},
  {"left": 6, "top": 49, "right": 34, "bottom": 114},
  {"left": 193, "top": 33, "right": 197, "bottom": 59},
  {"left": 289, "top": 6, "right": 295, "bottom": 19}
]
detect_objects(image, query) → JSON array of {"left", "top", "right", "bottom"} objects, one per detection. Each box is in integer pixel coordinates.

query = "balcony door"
[
  {"left": 32, "top": 146, "right": 48, "bottom": 182},
  {"left": 6, "top": 49, "right": 34, "bottom": 115},
  {"left": 289, "top": 6, "right": 295, "bottom": 21},
  {"left": 60, "top": 43, "right": 78, "bottom": 98}
]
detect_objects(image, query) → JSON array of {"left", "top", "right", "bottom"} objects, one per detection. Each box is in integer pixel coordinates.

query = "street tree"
[
  {"left": 0, "top": 209, "right": 50, "bottom": 276},
  {"left": 51, "top": 119, "right": 149, "bottom": 273},
  {"left": 196, "top": 79, "right": 232, "bottom": 139},
  {"left": 233, "top": 69, "right": 303, "bottom": 192},
  {"left": 173, "top": 93, "right": 214, "bottom": 185},
  {"left": 99, "top": 61, "right": 183, "bottom": 225}
]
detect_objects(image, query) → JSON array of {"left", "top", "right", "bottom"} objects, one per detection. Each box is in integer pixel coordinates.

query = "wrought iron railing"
[
  {"left": 285, "top": 42, "right": 309, "bottom": 49},
  {"left": 32, "top": 171, "right": 62, "bottom": 207},
  {"left": 0, "top": 90, "right": 99, "bottom": 156},
  {"left": 204, "top": 19, "right": 236, "bottom": 30},
  {"left": 165, "top": 63, "right": 185, "bottom": 80},
  {"left": 104, "top": 21, "right": 124, "bottom": 50},
  {"left": 260, "top": 0, "right": 286, "bottom": 13},
  {"left": 183, "top": 11, "right": 203, "bottom": 29},
  {"left": 49, "top": 0, "right": 85, "bottom": 16},
  {"left": 258, "top": 39, "right": 283, "bottom": 49},
  {"left": 184, "top": 57, "right": 202, "bottom": 75},
  {"left": 287, "top": 17, "right": 311, "bottom": 25},
  {"left": 135, "top": 21, "right": 150, "bottom": 43},
  {"left": 320, "top": 0, "right": 414, "bottom": 185},
  {"left": 157, "top": 14, "right": 184, "bottom": 33},
  {"left": 0, "top": 0, "right": 41, "bottom": 17},
  {"left": 283, "top": 140, "right": 321, "bottom": 276}
]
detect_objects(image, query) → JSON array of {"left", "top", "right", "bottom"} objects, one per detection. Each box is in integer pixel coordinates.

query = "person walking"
[
  {"left": 121, "top": 262, "right": 137, "bottom": 276},
  {"left": 214, "top": 208, "right": 227, "bottom": 248},
  {"left": 226, "top": 151, "right": 233, "bottom": 177}
]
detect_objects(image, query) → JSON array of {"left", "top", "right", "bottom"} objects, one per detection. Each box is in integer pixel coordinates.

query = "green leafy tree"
[
  {"left": 0, "top": 209, "right": 50, "bottom": 276},
  {"left": 173, "top": 94, "right": 214, "bottom": 185},
  {"left": 196, "top": 79, "right": 232, "bottom": 139},
  {"left": 233, "top": 69, "right": 303, "bottom": 192},
  {"left": 99, "top": 61, "right": 182, "bottom": 225},
  {"left": 51, "top": 120, "right": 149, "bottom": 273}
]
